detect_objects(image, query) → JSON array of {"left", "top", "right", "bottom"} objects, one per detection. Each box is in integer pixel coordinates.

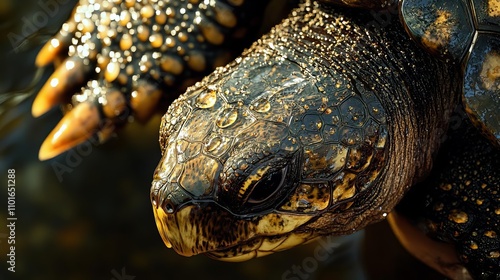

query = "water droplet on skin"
[
  {"left": 119, "top": 10, "right": 131, "bottom": 26},
  {"left": 251, "top": 98, "right": 271, "bottom": 113},
  {"left": 137, "top": 25, "right": 150, "bottom": 42},
  {"left": 299, "top": 184, "right": 312, "bottom": 194},
  {"left": 176, "top": 140, "right": 189, "bottom": 154},
  {"left": 485, "top": 230, "right": 497, "bottom": 238},
  {"left": 80, "top": 18, "right": 95, "bottom": 33},
  {"left": 140, "top": 5, "right": 155, "bottom": 19},
  {"left": 149, "top": 33, "right": 163, "bottom": 48},
  {"left": 297, "top": 199, "right": 311, "bottom": 209},
  {"left": 448, "top": 210, "right": 468, "bottom": 224},
  {"left": 178, "top": 32, "right": 188, "bottom": 42},
  {"left": 216, "top": 108, "right": 238, "bottom": 128},
  {"left": 433, "top": 202, "right": 444, "bottom": 211},
  {"left": 104, "top": 61, "right": 120, "bottom": 82},
  {"left": 196, "top": 90, "right": 217, "bottom": 108},
  {"left": 488, "top": 251, "right": 500, "bottom": 259},
  {"left": 120, "top": 34, "right": 133, "bottom": 50},
  {"left": 205, "top": 137, "right": 222, "bottom": 152},
  {"left": 440, "top": 183, "right": 452, "bottom": 191},
  {"left": 165, "top": 7, "right": 175, "bottom": 17},
  {"left": 489, "top": 251, "right": 500, "bottom": 258}
]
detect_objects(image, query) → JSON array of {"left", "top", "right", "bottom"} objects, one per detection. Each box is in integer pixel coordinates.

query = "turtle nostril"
[
  {"left": 165, "top": 202, "right": 175, "bottom": 213},
  {"left": 151, "top": 181, "right": 191, "bottom": 214},
  {"left": 163, "top": 196, "right": 175, "bottom": 214}
]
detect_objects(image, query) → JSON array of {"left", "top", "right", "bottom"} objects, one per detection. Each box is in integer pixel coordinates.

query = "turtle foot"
[{"left": 31, "top": 0, "right": 270, "bottom": 160}]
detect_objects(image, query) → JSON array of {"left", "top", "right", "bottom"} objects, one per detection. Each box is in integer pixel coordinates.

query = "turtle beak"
[
  {"left": 152, "top": 203, "right": 174, "bottom": 250},
  {"left": 151, "top": 186, "right": 317, "bottom": 261}
]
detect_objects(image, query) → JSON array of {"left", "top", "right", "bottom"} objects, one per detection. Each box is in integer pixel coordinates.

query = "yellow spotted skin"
[
  {"left": 397, "top": 111, "right": 500, "bottom": 279},
  {"left": 151, "top": 0, "right": 459, "bottom": 262},
  {"left": 33, "top": 0, "right": 269, "bottom": 159}
]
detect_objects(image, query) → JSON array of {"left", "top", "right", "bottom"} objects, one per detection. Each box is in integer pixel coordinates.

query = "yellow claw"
[
  {"left": 36, "top": 5, "right": 76, "bottom": 67},
  {"left": 39, "top": 102, "right": 100, "bottom": 161},
  {"left": 35, "top": 37, "right": 65, "bottom": 67},
  {"left": 32, "top": 56, "right": 86, "bottom": 117}
]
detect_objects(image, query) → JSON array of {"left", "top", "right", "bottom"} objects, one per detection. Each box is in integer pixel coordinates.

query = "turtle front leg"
[{"left": 33, "top": 0, "right": 270, "bottom": 160}]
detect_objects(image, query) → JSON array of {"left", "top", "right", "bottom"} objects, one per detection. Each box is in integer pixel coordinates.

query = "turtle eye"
[{"left": 247, "top": 167, "right": 287, "bottom": 204}]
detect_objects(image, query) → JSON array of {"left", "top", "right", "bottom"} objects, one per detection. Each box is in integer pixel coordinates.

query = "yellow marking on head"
[
  {"left": 332, "top": 173, "right": 357, "bottom": 201},
  {"left": 488, "top": 0, "right": 500, "bottom": 17},
  {"left": 239, "top": 166, "right": 271, "bottom": 198},
  {"left": 280, "top": 183, "right": 331, "bottom": 212}
]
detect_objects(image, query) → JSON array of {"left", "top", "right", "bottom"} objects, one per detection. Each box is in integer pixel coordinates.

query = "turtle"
[
  {"left": 148, "top": 0, "right": 500, "bottom": 279},
  {"left": 31, "top": 0, "right": 499, "bottom": 279}
]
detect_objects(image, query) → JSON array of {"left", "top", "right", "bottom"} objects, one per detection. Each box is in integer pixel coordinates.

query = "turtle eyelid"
[{"left": 246, "top": 166, "right": 288, "bottom": 205}]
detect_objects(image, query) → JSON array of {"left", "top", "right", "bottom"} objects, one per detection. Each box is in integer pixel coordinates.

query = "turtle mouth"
[
  {"left": 205, "top": 231, "right": 316, "bottom": 262},
  {"left": 152, "top": 202, "right": 317, "bottom": 261}
]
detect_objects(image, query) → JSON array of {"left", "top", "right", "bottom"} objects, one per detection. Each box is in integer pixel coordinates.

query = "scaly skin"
[
  {"left": 151, "top": 0, "right": 459, "bottom": 262},
  {"left": 33, "top": 0, "right": 269, "bottom": 160},
  {"left": 399, "top": 0, "right": 500, "bottom": 147},
  {"left": 393, "top": 110, "right": 500, "bottom": 280}
]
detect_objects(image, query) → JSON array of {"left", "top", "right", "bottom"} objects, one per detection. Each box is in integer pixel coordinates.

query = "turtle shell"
[{"left": 400, "top": 0, "right": 500, "bottom": 146}]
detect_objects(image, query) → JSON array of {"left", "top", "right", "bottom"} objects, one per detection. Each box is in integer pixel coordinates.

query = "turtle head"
[
  {"left": 150, "top": 0, "right": 458, "bottom": 262},
  {"left": 151, "top": 106, "right": 314, "bottom": 261},
  {"left": 150, "top": 56, "right": 326, "bottom": 261},
  {"left": 150, "top": 36, "right": 390, "bottom": 261}
]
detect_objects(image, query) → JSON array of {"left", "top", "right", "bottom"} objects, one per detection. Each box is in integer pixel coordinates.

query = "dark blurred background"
[{"left": 0, "top": 0, "right": 445, "bottom": 279}]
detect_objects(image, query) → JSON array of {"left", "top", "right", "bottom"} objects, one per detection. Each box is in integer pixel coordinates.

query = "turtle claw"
[
  {"left": 32, "top": 56, "right": 90, "bottom": 117},
  {"left": 35, "top": 26, "right": 74, "bottom": 67},
  {"left": 38, "top": 82, "right": 132, "bottom": 161},
  {"left": 39, "top": 101, "right": 100, "bottom": 161}
]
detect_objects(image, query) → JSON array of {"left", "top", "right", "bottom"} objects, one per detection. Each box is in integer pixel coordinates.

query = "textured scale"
[
  {"left": 151, "top": 0, "right": 459, "bottom": 262},
  {"left": 396, "top": 112, "right": 500, "bottom": 279},
  {"left": 33, "top": 0, "right": 268, "bottom": 160},
  {"left": 400, "top": 0, "right": 500, "bottom": 146}
]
